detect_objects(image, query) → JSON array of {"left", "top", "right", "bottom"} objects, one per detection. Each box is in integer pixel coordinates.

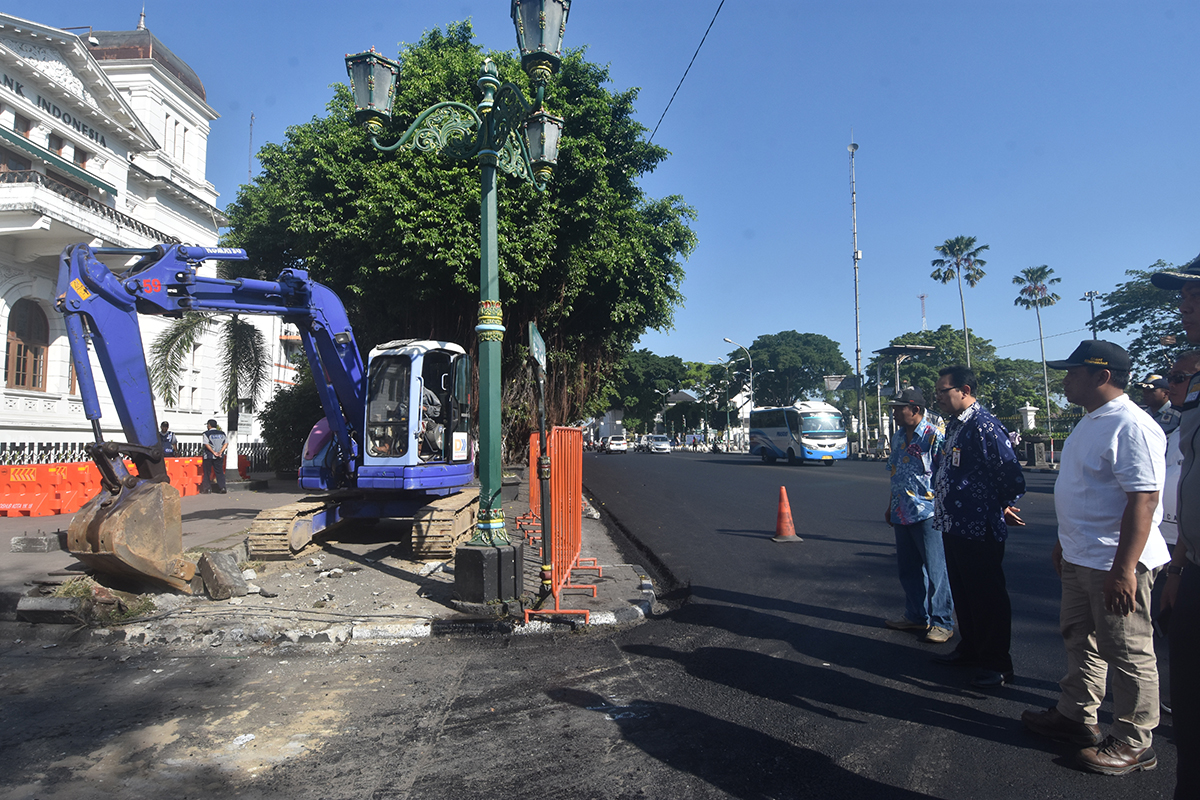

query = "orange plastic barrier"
[
  {"left": 526, "top": 426, "right": 601, "bottom": 624},
  {"left": 516, "top": 433, "right": 542, "bottom": 543},
  {"left": 0, "top": 457, "right": 205, "bottom": 517}
]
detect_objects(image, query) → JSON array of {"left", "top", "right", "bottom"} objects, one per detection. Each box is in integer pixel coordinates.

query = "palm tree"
[
  {"left": 1013, "top": 264, "right": 1061, "bottom": 452},
  {"left": 149, "top": 297, "right": 269, "bottom": 470},
  {"left": 931, "top": 236, "right": 989, "bottom": 367}
]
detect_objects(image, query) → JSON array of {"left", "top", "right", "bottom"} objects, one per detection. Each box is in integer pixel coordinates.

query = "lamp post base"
[{"left": 454, "top": 542, "right": 524, "bottom": 604}]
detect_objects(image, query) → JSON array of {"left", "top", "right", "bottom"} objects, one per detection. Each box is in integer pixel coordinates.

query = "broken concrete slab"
[{"left": 198, "top": 551, "right": 248, "bottom": 600}]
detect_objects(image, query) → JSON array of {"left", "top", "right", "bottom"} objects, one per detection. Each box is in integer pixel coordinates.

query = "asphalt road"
[{"left": 0, "top": 451, "right": 1179, "bottom": 799}]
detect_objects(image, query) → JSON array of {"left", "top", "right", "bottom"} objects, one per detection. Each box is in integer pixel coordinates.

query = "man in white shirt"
[{"left": 1022, "top": 340, "right": 1169, "bottom": 776}]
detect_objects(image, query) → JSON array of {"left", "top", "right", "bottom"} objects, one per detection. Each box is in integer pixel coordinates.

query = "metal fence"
[{"left": 0, "top": 440, "right": 273, "bottom": 472}]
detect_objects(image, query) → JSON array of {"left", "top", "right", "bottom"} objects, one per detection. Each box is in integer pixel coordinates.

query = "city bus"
[{"left": 749, "top": 401, "right": 849, "bottom": 464}]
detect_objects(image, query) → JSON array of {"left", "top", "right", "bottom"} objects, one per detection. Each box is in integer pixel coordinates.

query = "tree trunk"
[
  {"left": 956, "top": 268, "right": 971, "bottom": 368},
  {"left": 1036, "top": 304, "right": 1054, "bottom": 462}
]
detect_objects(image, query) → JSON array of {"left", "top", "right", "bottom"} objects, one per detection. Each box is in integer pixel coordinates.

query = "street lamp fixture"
[
  {"left": 724, "top": 337, "right": 753, "bottom": 442},
  {"left": 345, "top": 1, "right": 570, "bottom": 599},
  {"left": 1080, "top": 291, "right": 1100, "bottom": 340}
]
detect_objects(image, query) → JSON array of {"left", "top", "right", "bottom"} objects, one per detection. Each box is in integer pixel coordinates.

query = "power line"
[
  {"left": 994, "top": 327, "right": 1089, "bottom": 350},
  {"left": 648, "top": 0, "right": 726, "bottom": 144}
]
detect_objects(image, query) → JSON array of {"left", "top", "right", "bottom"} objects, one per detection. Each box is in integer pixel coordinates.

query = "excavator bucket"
[{"left": 67, "top": 481, "right": 198, "bottom": 594}]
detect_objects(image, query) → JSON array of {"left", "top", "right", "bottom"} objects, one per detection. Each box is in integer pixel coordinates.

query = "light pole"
[
  {"left": 724, "top": 337, "right": 753, "bottom": 443},
  {"left": 849, "top": 142, "right": 865, "bottom": 456},
  {"left": 346, "top": 1, "right": 569, "bottom": 601},
  {"left": 1080, "top": 290, "right": 1100, "bottom": 339}
]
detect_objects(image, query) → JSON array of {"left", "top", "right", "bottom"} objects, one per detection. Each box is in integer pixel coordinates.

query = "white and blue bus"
[{"left": 749, "top": 401, "right": 849, "bottom": 465}]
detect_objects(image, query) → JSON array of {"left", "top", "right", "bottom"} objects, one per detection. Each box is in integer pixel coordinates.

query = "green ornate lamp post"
[{"left": 346, "top": 1, "right": 569, "bottom": 601}]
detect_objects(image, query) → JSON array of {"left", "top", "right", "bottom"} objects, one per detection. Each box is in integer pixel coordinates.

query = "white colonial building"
[{"left": 0, "top": 13, "right": 289, "bottom": 459}]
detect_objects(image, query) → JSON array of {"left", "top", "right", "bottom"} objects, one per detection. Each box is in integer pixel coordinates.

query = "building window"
[
  {"left": 13, "top": 113, "right": 31, "bottom": 137},
  {"left": 0, "top": 145, "right": 30, "bottom": 173},
  {"left": 5, "top": 298, "right": 49, "bottom": 391},
  {"left": 48, "top": 134, "right": 64, "bottom": 155},
  {"left": 73, "top": 146, "right": 88, "bottom": 168}
]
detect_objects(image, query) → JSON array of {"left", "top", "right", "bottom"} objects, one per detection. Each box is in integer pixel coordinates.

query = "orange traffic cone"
[{"left": 772, "top": 486, "right": 802, "bottom": 543}]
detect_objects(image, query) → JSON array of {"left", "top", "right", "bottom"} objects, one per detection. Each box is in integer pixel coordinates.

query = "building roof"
[{"left": 88, "top": 26, "right": 206, "bottom": 101}]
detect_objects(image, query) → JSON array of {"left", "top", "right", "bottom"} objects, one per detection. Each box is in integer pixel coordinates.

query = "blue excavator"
[{"left": 55, "top": 242, "right": 479, "bottom": 592}]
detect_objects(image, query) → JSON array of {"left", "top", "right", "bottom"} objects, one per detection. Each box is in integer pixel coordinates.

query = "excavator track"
[
  {"left": 247, "top": 488, "right": 480, "bottom": 561},
  {"left": 247, "top": 495, "right": 348, "bottom": 560}
]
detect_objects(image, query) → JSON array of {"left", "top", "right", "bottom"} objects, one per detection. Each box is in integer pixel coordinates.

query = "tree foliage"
[
  {"left": 257, "top": 355, "right": 324, "bottom": 472},
  {"left": 864, "top": 324, "right": 1060, "bottom": 417},
  {"left": 223, "top": 22, "right": 696, "bottom": 461},
  {"left": 612, "top": 348, "right": 688, "bottom": 433},
  {"left": 1093, "top": 262, "right": 1186, "bottom": 374},
  {"left": 730, "top": 331, "right": 851, "bottom": 407}
]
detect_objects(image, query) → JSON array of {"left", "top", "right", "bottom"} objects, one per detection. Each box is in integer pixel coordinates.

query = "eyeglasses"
[
  {"left": 934, "top": 386, "right": 959, "bottom": 396},
  {"left": 1168, "top": 373, "right": 1194, "bottom": 385}
]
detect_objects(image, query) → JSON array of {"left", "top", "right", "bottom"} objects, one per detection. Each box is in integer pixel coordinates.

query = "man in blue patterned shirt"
[
  {"left": 932, "top": 365, "right": 1027, "bottom": 688},
  {"left": 884, "top": 387, "right": 953, "bottom": 643}
]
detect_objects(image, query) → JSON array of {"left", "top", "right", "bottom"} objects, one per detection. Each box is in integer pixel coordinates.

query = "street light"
[
  {"left": 1080, "top": 291, "right": 1100, "bottom": 339},
  {"left": 724, "top": 337, "right": 753, "bottom": 443},
  {"left": 346, "top": 1, "right": 569, "bottom": 600}
]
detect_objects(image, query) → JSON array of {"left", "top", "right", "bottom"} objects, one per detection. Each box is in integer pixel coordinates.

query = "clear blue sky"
[{"left": 15, "top": 1, "right": 1200, "bottom": 372}]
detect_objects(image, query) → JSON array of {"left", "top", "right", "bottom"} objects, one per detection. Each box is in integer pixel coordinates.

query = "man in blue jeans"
[{"left": 884, "top": 388, "right": 954, "bottom": 643}]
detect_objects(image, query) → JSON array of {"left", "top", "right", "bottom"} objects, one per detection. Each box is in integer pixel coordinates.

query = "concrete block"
[
  {"left": 454, "top": 543, "right": 524, "bottom": 604},
  {"left": 10, "top": 533, "right": 65, "bottom": 553},
  {"left": 16, "top": 596, "right": 90, "bottom": 624},
  {"left": 198, "top": 551, "right": 248, "bottom": 600}
]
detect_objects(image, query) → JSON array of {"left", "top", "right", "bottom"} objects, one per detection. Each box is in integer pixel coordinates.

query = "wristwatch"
[{"left": 1167, "top": 563, "right": 1186, "bottom": 576}]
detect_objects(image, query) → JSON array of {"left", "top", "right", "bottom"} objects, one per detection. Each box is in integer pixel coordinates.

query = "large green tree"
[
  {"left": 728, "top": 331, "right": 851, "bottom": 407},
  {"left": 931, "top": 236, "right": 989, "bottom": 368},
  {"left": 1093, "top": 262, "right": 1187, "bottom": 375},
  {"left": 612, "top": 349, "right": 688, "bottom": 433},
  {"left": 223, "top": 22, "right": 696, "bottom": 461},
  {"left": 1013, "top": 264, "right": 1061, "bottom": 430}
]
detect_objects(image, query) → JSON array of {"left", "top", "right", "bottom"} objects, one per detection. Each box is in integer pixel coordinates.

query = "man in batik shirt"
[
  {"left": 932, "top": 365, "right": 1027, "bottom": 689},
  {"left": 884, "top": 387, "right": 953, "bottom": 643}
]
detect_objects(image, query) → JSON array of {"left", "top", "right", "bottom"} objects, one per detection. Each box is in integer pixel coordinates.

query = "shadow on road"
[{"left": 547, "top": 687, "right": 937, "bottom": 800}]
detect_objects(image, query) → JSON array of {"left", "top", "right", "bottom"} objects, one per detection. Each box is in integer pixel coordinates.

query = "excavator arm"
[{"left": 54, "top": 242, "right": 366, "bottom": 591}]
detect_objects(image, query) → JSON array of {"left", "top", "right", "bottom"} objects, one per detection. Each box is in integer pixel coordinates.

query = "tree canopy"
[
  {"left": 728, "top": 331, "right": 851, "bottom": 407},
  {"left": 1093, "top": 262, "right": 1187, "bottom": 375},
  {"left": 223, "top": 22, "right": 696, "bottom": 460},
  {"left": 931, "top": 235, "right": 989, "bottom": 367}
]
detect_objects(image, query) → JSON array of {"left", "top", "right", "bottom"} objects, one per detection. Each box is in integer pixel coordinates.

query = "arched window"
[{"left": 5, "top": 298, "right": 49, "bottom": 391}]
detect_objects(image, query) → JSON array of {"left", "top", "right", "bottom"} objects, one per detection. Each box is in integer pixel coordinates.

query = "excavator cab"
[{"left": 357, "top": 340, "right": 473, "bottom": 490}]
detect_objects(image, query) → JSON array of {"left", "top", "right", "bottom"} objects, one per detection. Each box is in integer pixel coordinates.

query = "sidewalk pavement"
[{"left": 0, "top": 471, "right": 657, "bottom": 645}]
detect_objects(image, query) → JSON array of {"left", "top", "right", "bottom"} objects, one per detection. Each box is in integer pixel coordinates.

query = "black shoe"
[
  {"left": 933, "top": 650, "right": 978, "bottom": 667},
  {"left": 970, "top": 669, "right": 1014, "bottom": 688},
  {"left": 1021, "top": 707, "right": 1103, "bottom": 746}
]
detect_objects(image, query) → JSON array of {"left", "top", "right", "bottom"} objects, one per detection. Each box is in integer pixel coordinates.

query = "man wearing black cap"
[
  {"left": 1022, "top": 340, "right": 1169, "bottom": 775},
  {"left": 1151, "top": 254, "right": 1200, "bottom": 798},
  {"left": 200, "top": 419, "right": 228, "bottom": 494},
  {"left": 1136, "top": 374, "right": 1181, "bottom": 435},
  {"left": 883, "top": 388, "right": 953, "bottom": 643}
]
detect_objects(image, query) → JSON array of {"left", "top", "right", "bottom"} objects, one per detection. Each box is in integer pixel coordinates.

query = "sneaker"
[
  {"left": 1021, "top": 707, "right": 1103, "bottom": 746},
  {"left": 1076, "top": 735, "right": 1157, "bottom": 776},
  {"left": 885, "top": 617, "right": 927, "bottom": 631},
  {"left": 924, "top": 626, "right": 953, "bottom": 643}
]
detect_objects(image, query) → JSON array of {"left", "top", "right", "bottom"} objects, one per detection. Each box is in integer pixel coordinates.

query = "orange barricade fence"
[
  {"left": 516, "top": 433, "right": 542, "bottom": 543},
  {"left": 0, "top": 458, "right": 204, "bottom": 517},
  {"left": 526, "top": 426, "right": 602, "bottom": 624}
]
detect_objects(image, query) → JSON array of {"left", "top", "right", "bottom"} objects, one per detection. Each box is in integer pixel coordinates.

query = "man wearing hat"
[
  {"left": 1151, "top": 254, "right": 1200, "bottom": 798},
  {"left": 1136, "top": 373, "right": 1181, "bottom": 435},
  {"left": 883, "top": 387, "right": 953, "bottom": 643},
  {"left": 200, "top": 418, "right": 228, "bottom": 494},
  {"left": 1022, "top": 340, "right": 1169, "bottom": 776}
]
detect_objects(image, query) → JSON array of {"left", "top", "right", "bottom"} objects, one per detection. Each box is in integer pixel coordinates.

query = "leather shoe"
[
  {"left": 1021, "top": 707, "right": 1102, "bottom": 746},
  {"left": 1076, "top": 736, "right": 1157, "bottom": 775},
  {"left": 933, "top": 650, "right": 978, "bottom": 666},
  {"left": 970, "top": 669, "right": 1013, "bottom": 688},
  {"left": 885, "top": 617, "right": 927, "bottom": 631}
]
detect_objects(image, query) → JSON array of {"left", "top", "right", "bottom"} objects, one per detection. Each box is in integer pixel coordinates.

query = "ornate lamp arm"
[{"left": 366, "top": 60, "right": 554, "bottom": 192}]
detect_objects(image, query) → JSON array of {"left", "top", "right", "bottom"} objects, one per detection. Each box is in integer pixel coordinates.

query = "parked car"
[
  {"left": 606, "top": 434, "right": 628, "bottom": 453},
  {"left": 648, "top": 435, "right": 671, "bottom": 453}
]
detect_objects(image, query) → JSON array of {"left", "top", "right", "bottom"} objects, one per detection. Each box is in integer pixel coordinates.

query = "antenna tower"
[{"left": 918, "top": 293, "right": 928, "bottom": 330}]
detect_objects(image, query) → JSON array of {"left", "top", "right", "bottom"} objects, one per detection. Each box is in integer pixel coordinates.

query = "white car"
[
  {"left": 648, "top": 435, "right": 671, "bottom": 453},
  {"left": 606, "top": 434, "right": 628, "bottom": 453}
]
